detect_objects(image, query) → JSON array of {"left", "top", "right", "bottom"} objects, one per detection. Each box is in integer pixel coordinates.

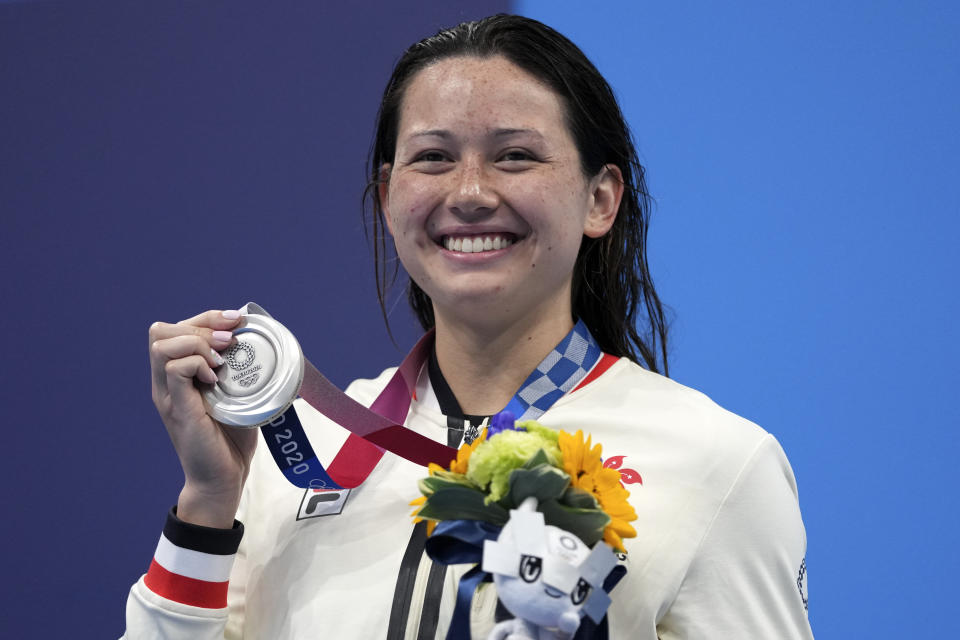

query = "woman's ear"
[
  {"left": 378, "top": 164, "right": 394, "bottom": 236},
  {"left": 583, "top": 164, "right": 624, "bottom": 239}
]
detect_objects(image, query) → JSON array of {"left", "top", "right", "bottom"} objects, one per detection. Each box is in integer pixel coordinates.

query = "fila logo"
[{"left": 297, "top": 488, "right": 350, "bottom": 520}]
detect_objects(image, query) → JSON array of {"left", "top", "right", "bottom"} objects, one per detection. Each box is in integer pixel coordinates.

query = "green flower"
[{"left": 466, "top": 423, "right": 561, "bottom": 502}]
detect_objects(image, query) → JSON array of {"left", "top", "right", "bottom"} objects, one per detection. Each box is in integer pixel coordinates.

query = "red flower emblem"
[{"left": 603, "top": 455, "right": 642, "bottom": 485}]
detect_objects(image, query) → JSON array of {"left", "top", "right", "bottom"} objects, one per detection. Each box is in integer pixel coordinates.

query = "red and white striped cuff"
[{"left": 143, "top": 508, "right": 243, "bottom": 609}]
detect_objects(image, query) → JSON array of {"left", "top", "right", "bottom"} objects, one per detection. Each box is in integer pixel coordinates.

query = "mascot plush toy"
[{"left": 482, "top": 497, "right": 618, "bottom": 640}]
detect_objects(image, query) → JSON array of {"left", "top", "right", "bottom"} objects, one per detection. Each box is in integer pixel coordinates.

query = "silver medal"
[{"left": 203, "top": 302, "right": 304, "bottom": 428}]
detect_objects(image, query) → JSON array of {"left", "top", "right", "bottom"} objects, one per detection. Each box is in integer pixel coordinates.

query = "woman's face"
[{"left": 381, "top": 55, "right": 620, "bottom": 329}]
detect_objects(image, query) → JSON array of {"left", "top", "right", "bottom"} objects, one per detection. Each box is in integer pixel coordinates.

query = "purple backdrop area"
[{"left": 0, "top": 1, "right": 506, "bottom": 635}]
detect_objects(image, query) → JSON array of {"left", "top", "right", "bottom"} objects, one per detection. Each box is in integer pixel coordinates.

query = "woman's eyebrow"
[
  {"left": 492, "top": 127, "right": 541, "bottom": 138},
  {"left": 403, "top": 128, "right": 545, "bottom": 142},
  {"left": 407, "top": 129, "right": 451, "bottom": 140}
]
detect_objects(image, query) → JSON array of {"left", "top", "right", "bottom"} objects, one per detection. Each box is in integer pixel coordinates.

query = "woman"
[{"left": 125, "top": 15, "right": 812, "bottom": 639}]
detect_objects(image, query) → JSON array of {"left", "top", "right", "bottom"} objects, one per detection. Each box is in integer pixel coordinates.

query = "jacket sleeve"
[
  {"left": 121, "top": 508, "right": 245, "bottom": 640},
  {"left": 659, "top": 435, "right": 813, "bottom": 639}
]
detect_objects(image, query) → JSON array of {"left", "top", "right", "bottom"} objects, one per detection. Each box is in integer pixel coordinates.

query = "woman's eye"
[
  {"left": 498, "top": 150, "right": 535, "bottom": 162},
  {"left": 571, "top": 578, "right": 591, "bottom": 605},
  {"left": 414, "top": 151, "right": 448, "bottom": 163},
  {"left": 518, "top": 554, "right": 542, "bottom": 583}
]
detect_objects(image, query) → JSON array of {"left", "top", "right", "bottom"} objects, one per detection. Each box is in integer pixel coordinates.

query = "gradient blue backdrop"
[{"left": 2, "top": 1, "right": 957, "bottom": 637}]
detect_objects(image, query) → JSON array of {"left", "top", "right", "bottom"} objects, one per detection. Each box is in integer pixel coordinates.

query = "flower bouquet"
[{"left": 411, "top": 412, "right": 638, "bottom": 640}]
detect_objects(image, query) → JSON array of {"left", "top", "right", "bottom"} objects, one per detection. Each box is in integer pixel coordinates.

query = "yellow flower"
[
  {"left": 410, "top": 429, "right": 488, "bottom": 534},
  {"left": 558, "top": 429, "right": 638, "bottom": 553},
  {"left": 408, "top": 495, "right": 436, "bottom": 535}
]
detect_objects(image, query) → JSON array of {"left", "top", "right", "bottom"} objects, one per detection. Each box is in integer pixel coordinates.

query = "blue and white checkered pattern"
[{"left": 502, "top": 320, "right": 602, "bottom": 421}]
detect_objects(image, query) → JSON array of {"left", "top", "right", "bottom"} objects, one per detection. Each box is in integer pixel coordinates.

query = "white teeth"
[{"left": 443, "top": 234, "right": 514, "bottom": 253}]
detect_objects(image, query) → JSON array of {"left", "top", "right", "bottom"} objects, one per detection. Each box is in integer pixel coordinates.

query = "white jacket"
[{"left": 124, "top": 358, "right": 813, "bottom": 639}]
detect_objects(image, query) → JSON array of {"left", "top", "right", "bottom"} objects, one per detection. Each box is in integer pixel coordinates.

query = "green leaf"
[
  {"left": 418, "top": 477, "right": 436, "bottom": 497},
  {"left": 417, "top": 486, "right": 509, "bottom": 526},
  {"left": 521, "top": 448, "right": 552, "bottom": 470},
  {"left": 539, "top": 500, "right": 610, "bottom": 547},
  {"left": 560, "top": 486, "right": 600, "bottom": 510},
  {"left": 420, "top": 473, "right": 476, "bottom": 496},
  {"left": 502, "top": 464, "right": 570, "bottom": 509}
]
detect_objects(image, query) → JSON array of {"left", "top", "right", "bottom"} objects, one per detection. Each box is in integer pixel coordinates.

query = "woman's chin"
[{"left": 432, "top": 289, "right": 515, "bottom": 319}]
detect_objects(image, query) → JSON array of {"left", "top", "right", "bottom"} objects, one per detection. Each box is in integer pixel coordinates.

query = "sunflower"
[
  {"left": 410, "top": 428, "right": 488, "bottom": 533},
  {"left": 558, "top": 429, "right": 637, "bottom": 552}
]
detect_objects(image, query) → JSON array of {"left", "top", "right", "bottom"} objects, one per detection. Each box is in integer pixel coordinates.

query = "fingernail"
[
  {"left": 203, "top": 368, "right": 219, "bottom": 384},
  {"left": 212, "top": 330, "right": 232, "bottom": 343},
  {"left": 221, "top": 309, "right": 241, "bottom": 320},
  {"left": 210, "top": 349, "right": 225, "bottom": 366}
]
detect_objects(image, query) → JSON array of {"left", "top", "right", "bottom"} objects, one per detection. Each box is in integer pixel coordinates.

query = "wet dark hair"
[{"left": 364, "top": 14, "right": 669, "bottom": 375}]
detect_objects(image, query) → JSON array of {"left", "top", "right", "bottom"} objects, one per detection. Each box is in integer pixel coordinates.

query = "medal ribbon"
[{"left": 260, "top": 319, "right": 603, "bottom": 490}]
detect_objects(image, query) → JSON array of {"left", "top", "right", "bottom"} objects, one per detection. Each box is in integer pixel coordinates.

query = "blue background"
[
  {"left": 2, "top": 1, "right": 958, "bottom": 637},
  {"left": 516, "top": 1, "right": 960, "bottom": 636}
]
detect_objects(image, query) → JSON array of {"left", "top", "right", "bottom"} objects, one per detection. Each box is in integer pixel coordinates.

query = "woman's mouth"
[{"left": 441, "top": 233, "right": 518, "bottom": 254}]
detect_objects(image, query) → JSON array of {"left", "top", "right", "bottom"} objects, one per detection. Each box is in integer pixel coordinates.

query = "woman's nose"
[{"left": 446, "top": 159, "right": 499, "bottom": 218}]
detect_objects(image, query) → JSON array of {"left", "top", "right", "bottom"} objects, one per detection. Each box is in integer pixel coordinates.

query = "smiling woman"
[{"left": 124, "top": 14, "right": 813, "bottom": 640}]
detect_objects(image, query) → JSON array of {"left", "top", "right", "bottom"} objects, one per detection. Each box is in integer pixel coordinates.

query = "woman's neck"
[{"left": 432, "top": 304, "right": 575, "bottom": 416}]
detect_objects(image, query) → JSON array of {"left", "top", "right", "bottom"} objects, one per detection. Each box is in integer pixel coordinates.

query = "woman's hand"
[{"left": 148, "top": 309, "right": 259, "bottom": 528}]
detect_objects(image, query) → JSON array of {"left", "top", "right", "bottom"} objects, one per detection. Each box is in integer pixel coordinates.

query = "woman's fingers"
[
  {"left": 149, "top": 311, "right": 240, "bottom": 395},
  {"left": 150, "top": 333, "right": 221, "bottom": 392},
  {"left": 150, "top": 321, "right": 236, "bottom": 347},
  {"left": 149, "top": 309, "right": 242, "bottom": 360},
  {"left": 178, "top": 309, "right": 243, "bottom": 331},
  {"left": 165, "top": 354, "right": 218, "bottom": 403},
  {"left": 154, "top": 334, "right": 226, "bottom": 370}
]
